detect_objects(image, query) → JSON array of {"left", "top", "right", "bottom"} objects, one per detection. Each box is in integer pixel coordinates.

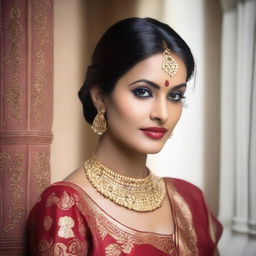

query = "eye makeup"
[
  {"left": 168, "top": 90, "right": 186, "bottom": 102},
  {"left": 128, "top": 79, "right": 186, "bottom": 91},
  {"left": 128, "top": 79, "right": 160, "bottom": 89},
  {"left": 129, "top": 79, "right": 187, "bottom": 102},
  {"left": 132, "top": 87, "right": 152, "bottom": 98}
]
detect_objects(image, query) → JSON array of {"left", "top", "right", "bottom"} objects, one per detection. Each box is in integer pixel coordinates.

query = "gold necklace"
[{"left": 83, "top": 157, "right": 166, "bottom": 212}]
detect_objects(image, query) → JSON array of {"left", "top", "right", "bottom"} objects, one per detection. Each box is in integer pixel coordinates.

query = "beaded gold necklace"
[{"left": 83, "top": 157, "right": 166, "bottom": 212}]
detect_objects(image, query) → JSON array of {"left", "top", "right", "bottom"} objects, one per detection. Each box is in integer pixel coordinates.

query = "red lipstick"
[{"left": 140, "top": 127, "right": 167, "bottom": 139}]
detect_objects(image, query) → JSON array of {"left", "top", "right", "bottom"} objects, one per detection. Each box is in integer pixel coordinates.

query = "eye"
[
  {"left": 168, "top": 91, "right": 185, "bottom": 102},
  {"left": 132, "top": 87, "right": 152, "bottom": 98}
]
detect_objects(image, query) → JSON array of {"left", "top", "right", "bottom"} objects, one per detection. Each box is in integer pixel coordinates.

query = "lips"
[{"left": 140, "top": 127, "right": 167, "bottom": 139}]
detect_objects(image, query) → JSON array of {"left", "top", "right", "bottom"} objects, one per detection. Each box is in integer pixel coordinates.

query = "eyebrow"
[{"left": 128, "top": 79, "right": 187, "bottom": 90}]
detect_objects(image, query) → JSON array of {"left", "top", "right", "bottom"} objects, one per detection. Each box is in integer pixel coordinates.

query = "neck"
[{"left": 94, "top": 134, "right": 148, "bottom": 179}]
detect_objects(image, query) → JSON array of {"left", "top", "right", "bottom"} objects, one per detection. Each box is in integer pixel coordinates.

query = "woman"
[{"left": 28, "top": 17, "right": 222, "bottom": 255}]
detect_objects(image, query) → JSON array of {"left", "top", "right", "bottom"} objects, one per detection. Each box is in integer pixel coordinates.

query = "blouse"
[{"left": 27, "top": 178, "right": 222, "bottom": 255}]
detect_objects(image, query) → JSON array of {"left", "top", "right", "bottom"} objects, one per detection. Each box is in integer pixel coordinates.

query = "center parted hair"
[{"left": 78, "top": 17, "right": 195, "bottom": 124}]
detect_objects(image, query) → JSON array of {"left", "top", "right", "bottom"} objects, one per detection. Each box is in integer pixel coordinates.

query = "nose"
[{"left": 150, "top": 96, "right": 169, "bottom": 124}]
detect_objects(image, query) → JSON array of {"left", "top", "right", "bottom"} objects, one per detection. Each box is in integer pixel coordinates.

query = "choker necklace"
[{"left": 83, "top": 157, "right": 166, "bottom": 212}]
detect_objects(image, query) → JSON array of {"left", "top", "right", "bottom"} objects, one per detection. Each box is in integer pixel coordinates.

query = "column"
[{"left": 0, "top": 0, "right": 53, "bottom": 254}]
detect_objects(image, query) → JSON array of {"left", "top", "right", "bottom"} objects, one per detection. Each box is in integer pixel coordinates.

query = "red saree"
[{"left": 27, "top": 178, "right": 222, "bottom": 255}]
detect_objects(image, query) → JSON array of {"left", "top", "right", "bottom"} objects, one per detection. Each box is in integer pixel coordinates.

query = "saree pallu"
[{"left": 27, "top": 178, "right": 222, "bottom": 255}]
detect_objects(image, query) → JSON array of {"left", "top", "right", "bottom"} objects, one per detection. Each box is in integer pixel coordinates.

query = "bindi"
[{"left": 165, "top": 80, "right": 170, "bottom": 87}]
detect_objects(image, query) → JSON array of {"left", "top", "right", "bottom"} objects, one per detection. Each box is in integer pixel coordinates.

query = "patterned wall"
[{"left": 0, "top": 0, "right": 53, "bottom": 254}]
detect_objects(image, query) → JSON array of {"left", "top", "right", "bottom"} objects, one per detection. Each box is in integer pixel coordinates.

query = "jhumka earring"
[
  {"left": 162, "top": 41, "right": 179, "bottom": 77},
  {"left": 91, "top": 106, "right": 107, "bottom": 135}
]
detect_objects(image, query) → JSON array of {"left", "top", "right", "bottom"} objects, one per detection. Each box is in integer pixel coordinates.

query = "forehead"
[{"left": 116, "top": 53, "right": 187, "bottom": 87}]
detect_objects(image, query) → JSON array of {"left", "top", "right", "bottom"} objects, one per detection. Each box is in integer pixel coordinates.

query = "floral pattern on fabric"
[
  {"left": 170, "top": 184, "right": 199, "bottom": 255},
  {"left": 46, "top": 191, "right": 75, "bottom": 210},
  {"left": 72, "top": 184, "right": 176, "bottom": 255},
  {"left": 58, "top": 216, "right": 75, "bottom": 239},
  {"left": 38, "top": 238, "right": 88, "bottom": 256},
  {"left": 44, "top": 216, "right": 53, "bottom": 231},
  {"left": 28, "top": 180, "right": 222, "bottom": 256}
]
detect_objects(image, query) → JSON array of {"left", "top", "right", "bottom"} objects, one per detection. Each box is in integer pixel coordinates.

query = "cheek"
[
  {"left": 168, "top": 104, "right": 183, "bottom": 125},
  {"left": 107, "top": 94, "right": 149, "bottom": 125}
]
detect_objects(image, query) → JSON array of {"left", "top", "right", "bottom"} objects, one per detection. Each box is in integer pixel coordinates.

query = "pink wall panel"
[{"left": 0, "top": 0, "right": 53, "bottom": 254}]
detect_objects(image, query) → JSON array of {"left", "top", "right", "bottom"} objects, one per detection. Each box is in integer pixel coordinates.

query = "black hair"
[{"left": 78, "top": 17, "right": 195, "bottom": 124}]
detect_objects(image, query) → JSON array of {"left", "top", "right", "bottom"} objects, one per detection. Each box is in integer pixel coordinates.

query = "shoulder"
[
  {"left": 164, "top": 177, "right": 208, "bottom": 221},
  {"left": 27, "top": 182, "right": 91, "bottom": 255},
  {"left": 37, "top": 166, "right": 87, "bottom": 202},
  {"left": 40, "top": 181, "right": 83, "bottom": 199},
  {"left": 164, "top": 177, "right": 199, "bottom": 187},
  {"left": 164, "top": 177, "right": 223, "bottom": 245},
  {"left": 164, "top": 177, "right": 204, "bottom": 200},
  {"left": 29, "top": 181, "right": 88, "bottom": 218}
]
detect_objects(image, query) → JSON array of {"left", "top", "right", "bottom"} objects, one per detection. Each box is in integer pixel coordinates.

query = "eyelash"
[
  {"left": 132, "top": 87, "right": 152, "bottom": 97},
  {"left": 169, "top": 91, "right": 186, "bottom": 102},
  {"left": 132, "top": 87, "right": 186, "bottom": 102}
]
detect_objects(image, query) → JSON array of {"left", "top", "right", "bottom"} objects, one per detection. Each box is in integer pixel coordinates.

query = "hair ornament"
[{"left": 162, "top": 41, "right": 179, "bottom": 77}]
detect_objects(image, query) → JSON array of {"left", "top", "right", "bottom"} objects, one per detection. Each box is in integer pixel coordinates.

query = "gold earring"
[{"left": 91, "top": 106, "right": 107, "bottom": 135}]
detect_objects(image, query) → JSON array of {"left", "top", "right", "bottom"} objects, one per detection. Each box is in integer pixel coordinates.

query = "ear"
[{"left": 90, "top": 86, "right": 106, "bottom": 110}]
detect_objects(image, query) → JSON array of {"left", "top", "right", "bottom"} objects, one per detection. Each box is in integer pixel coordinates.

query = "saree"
[{"left": 27, "top": 178, "right": 222, "bottom": 255}]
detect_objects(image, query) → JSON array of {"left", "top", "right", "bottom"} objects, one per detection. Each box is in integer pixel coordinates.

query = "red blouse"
[{"left": 27, "top": 178, "right": 222, "bottom": 255}]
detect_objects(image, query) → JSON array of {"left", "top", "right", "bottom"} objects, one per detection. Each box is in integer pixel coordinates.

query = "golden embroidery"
[
  {"left": 39, "top": 238, "right": 88, "bottom": 255},
  {"left": 32, "top": 0, "right": 51, "bottom": 124},
  {"left": 51, "top": 182, "right": 176, "bottom": 255},
  {"left": 38, "top": 238, "right": 53, "bottom": 253},
  {"left": 46, "top": 191, "right": 75, "bottom": 210},
  {"left": 77, "top": 216, "right": 86, "bottom": 237},
  {"left": 106, "top": 243, "right": 122, "bottom": 256},
  {"left": 52, "top": 243, "right": 65, "bottom": 255},
  {"left": 208, "top": 212, "right": 217, "bottom": 243},
  {"left": 44, "top": 216, "right": 53, "bottom": 231},
  {"left": 72, "top": 187, "right": 175, "bottom": 255},
  {"left": 58, "top": 216, "right": 75, "bottom": 239},
  {"left": 168, "top": 182, "right": 199, "bottom": 256},
  {"left": 93, "top": 212, "right": 175, "bottom": 255},
  {"left": 1, "top": 152, "right": 25, "bottom": 233},
  {"left": 4, "top": 2, "right": 24, "bottom": 120},
  {"left": 33, "top": 152, "right": 50, "bottom": 199},
  {"left": 66, "top": 238, "right": 88, "bottom": 255},
  {"left": 58, "top": 191, "right": 75, "bottom": 210},
  {"left": 46, "top": 192, "right": 59, "bottom": 207}
]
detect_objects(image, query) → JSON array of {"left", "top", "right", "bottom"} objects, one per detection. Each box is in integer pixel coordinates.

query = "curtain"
[{"left": 219, "top": 0, "right": 256, "bottom": 255}]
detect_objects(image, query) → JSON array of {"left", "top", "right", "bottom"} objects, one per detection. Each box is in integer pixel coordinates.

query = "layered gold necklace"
[{"left": 83, "top": 157, "right": 166, "bottom": 212}]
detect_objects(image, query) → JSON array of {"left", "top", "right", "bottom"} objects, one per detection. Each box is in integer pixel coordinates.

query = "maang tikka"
[
  {"left": 162, "top": 41, "right": 179, "bottom": 77},
  {"left": 91, "top": 106, "right": 107, "bottom": 135}
]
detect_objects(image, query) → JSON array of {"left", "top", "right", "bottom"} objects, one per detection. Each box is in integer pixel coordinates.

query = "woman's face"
[{"left": 103, "top": 53, "right": 187, "bottom": 154}]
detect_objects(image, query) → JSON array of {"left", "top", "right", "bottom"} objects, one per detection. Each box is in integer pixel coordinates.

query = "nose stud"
[{"left": 165, "top": 80, "right": 169, "bottom": 87}]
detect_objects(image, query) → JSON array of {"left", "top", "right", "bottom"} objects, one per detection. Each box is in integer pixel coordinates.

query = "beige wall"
[
  {"left": 52, "top": 0, "right": 163, "bottom": 182},
  {"left": 52, "top": 0, "right": 93, "bottom": 182},
  {"left": 52, "top": 0, "right": 221, "bottom": 213},
  {"left": 147, "top": 0, "right": 222, "bottom": 213}
]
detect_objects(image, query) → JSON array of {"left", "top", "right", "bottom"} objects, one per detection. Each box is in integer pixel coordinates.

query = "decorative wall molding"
[
  {"left": 219, "top": 0, "right": 256, "bottom": 254},
  {"left": 0, "top": 0, "right": 53, "bottom": 254},
  {"left": 1, "top": 152, "right": 25, "bottom": 234},
  {"left": 0, "top": 131, "right": 53, "bottom": 144}
]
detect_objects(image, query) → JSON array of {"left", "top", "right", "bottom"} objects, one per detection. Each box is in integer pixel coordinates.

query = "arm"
[{"left": 27, "top": 186, "right": 90, "bottom": 255}]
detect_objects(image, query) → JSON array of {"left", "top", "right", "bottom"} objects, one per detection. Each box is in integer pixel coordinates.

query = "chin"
[
  {"left": 109, "top": 132, "right": 167, "bottom": 155},
  {"left": 145, "top": 147, "right": 163, "bottom": 154},
  {"left": 132, "top": 143, "right": 165, "bottom": 155}
]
